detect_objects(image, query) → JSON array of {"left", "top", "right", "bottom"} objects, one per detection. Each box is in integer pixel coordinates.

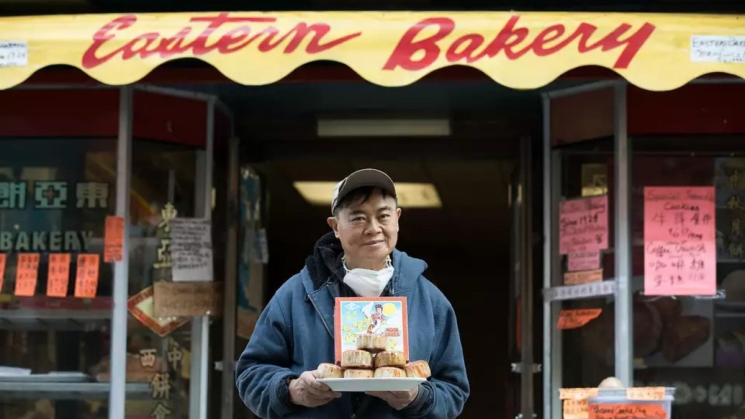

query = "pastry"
[
  {"left": 661, "top": 315, "right": 711, "bottom": 363},
  {"left": 374, "top": 367, "right": 406, "bottom": 378},
  {"left": 404, "top": 360, "right": 431, "bottom": 378},
  {"left": 316, "top": 363, "right": 343, "bottom": 379},
  {"left": 648, "top": 297, "right": 682, "bottom": 323},
  {"left": 341, "top": 350, "right": 373, "bottom": 369},
  {"left": 374, "top": 351, "right": 406, "bottom": 368},
  {"left": 344, "top": 369, "right": 373, "bottom": 378},
  {"left": 357, "top": 333, "right": 388, "bottom": 353}
]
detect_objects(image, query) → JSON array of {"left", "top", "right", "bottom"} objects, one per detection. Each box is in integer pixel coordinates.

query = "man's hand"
[
  {"left": 366, "top": 385, "right": 419, "bottom": 410},
  {"left": 289, "top": 371, "right": 341, "bottom": 408}
]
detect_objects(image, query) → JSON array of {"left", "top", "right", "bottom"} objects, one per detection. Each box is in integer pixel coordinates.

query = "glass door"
[{"left": 509, "top": 136, "right": 538, "bottom": 419}]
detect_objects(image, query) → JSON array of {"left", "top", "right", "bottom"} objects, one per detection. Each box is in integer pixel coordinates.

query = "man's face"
[{"left": 327, "top": 188, "right": 401, "bottom": 268}]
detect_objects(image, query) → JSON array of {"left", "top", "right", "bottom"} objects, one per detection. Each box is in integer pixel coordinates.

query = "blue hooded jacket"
[{"left": 235, "top": 234, "right": 469, "bottom": 418}]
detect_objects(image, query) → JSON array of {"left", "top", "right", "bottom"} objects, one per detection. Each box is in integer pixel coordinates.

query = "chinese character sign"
[
  {"left": 559, "top": 195, "right": 609, "bottom": 255},
  {"left": 644, "top": 186, "right": 716, "bottom": 296}
]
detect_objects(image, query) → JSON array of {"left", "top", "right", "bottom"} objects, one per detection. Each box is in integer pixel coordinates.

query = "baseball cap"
[{"left": 331, "top": 168, "right": 397, "bottom": 214}]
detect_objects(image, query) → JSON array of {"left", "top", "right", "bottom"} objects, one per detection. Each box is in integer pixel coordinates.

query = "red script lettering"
[
  {"left": 383, "top": 15, "right": 655, "bottom": 71},
  {"left": 82, "top": 13, "right": 362, "bottom": 68}
]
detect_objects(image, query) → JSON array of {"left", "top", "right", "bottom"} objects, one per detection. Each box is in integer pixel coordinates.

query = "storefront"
[{"left": 0, "top": 10, "right": 744, "bottom": 419}]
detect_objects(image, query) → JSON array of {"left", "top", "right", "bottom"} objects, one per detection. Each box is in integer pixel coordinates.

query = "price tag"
[
  {"left": 568, "top": 251, "right": 601, "bottom": 272},
  {"left": 0, "top": 253, "right": 6, "bottom": 292},
  {"left": 588, "top": 404, "right": 667, "bottom": 419},
  {"left": 14, "top": 253, "right": 40, "bottom": 297},
  {"left": 104, "top": 216, "right": 124, "bottom": 262},
  {"left": 74, "top": 254, "right": 100, "bottom": 298},
  {"left": 47, "top": 253, "right": 71, "bottom": 298},
  {"left": 626, "top": 387, "right": 666, "bottom": 400},
  {"left": 564, "top": 269, "right": 603, "bottom": 285},
  {"left": 557, "top": 308, "right": 602, "bottom": 329},
  {"left": 560, "top": 388, "right": 599, "bottom": 419}
]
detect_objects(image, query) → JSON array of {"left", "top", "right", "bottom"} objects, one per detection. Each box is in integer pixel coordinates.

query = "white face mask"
[{"left": 342, "top": 257, "right": 394, "bottom": 297}]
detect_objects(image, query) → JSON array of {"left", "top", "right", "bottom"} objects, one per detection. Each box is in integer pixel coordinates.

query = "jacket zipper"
[{"left": 307, "top": 293, "right": 333, "bottom": 338}]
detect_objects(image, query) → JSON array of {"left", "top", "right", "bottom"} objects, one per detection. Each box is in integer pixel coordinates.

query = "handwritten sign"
[
  {"left": 170, "top": 218, "right": 213, "bottom": 282},
  {"left": 14, "top": 253, "right": 39, "bottom": 296},
  {"left": 588, "top": 404, "right": 667, "bottom": 419},
  {"left": 626, "top": 387, "right": 666, "bottom": 401},
  {"left": 568, "top": 251, "right": 601, "bottom": 271},
  {"left": 557, "top": 308, "right": 602, "bottom": 329},
  {"left": 47, "top": 253, "right": 71, "bottom": 297},
  {"left": 0, "top": 253, "right": 5, "bottom": 292},
  {"left": 74, "top": 253, "right": 100, "bottom": 298},
  {"left": 0, "top": 41, "right": 28, "bottom": 68},
  {"left": 152, "top": 281, "right": 222, "bottom": 317},
  {"left": 560, "top": 388, "right": 599, "bottom": 419},
  {"left": 564, "top": 269, "right": 603, "bottom": 285},
  {"left": 644, "top": 187, "right": 716, "bottom": 296},
  {"left": 690, "top": 35, "right": 745, "bottom": 64},
  {"left": 559, "top": 196, "right": 609, "bottom": 255},
  {"left": 104, "top": 215, "right": 124, "bottom": 262}
]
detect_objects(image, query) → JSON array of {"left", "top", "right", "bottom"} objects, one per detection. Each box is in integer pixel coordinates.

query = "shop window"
[
  {"left": 631, "top": 138, "right": 745, "bottom": 419},
  {"left": 123, "top": 140, "right": 198, "bottom": 418},
  {"left": 556, "top": 138, "right": 617, "bottom": 389},
  {"left": 0, "top": 138, "right": 116, "bottom": 419}
]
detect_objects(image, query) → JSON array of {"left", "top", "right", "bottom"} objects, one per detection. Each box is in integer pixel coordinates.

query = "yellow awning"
[{"left": 0, "top": 11, "right": 744, "bottom": 91}]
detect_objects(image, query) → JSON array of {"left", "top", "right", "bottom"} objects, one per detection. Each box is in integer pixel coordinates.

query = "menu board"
[
  {"left": 643, "top": 187, "right": 716, "bottom": 296},
  {"left": 560, "top": 196, "right": 609, "bottom": 273},
  {"left": 170, "top": 218, "right": 213, "bottom": 282}
]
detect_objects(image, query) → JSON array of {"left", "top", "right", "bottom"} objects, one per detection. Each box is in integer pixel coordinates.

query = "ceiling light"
[
  {"left": 293, "top": 181, "right": 442, "bottom": 208},
  {"left": 317, "top": 119, "right": 451, "bottom": 138}
]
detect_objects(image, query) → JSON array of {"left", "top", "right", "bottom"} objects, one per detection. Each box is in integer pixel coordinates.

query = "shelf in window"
[
  {"left": 0, "top": 382, "right": 151, "bottom": 400},
  {"left": 0, "top": 309, "right": 111, "bottom": 331}
]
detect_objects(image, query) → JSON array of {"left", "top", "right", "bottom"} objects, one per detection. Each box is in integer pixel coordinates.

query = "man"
[{"left": 236, "top": 168, "right": 469, "bottom": 418}]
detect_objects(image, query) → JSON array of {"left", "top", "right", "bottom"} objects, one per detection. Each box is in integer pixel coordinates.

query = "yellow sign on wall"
[{"left": 0, "top": 11, "right": 744, "bottom": 90}]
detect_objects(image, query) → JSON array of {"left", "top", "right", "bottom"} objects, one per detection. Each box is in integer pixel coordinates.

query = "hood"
[
  {"left": 305, "top": 231, "right": 346, "bottom": 290},
  {"left": 304, "top": 232, "right": 428, "bottom": 292}
]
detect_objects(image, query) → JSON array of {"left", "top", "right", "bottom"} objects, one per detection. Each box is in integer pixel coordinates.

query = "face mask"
[{"left": 342, "top": 257, "right": 394, "bottom": 297}]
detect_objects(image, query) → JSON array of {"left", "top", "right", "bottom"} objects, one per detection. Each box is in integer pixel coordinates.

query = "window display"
[
  {"left": 0, "top": 138, "right": 118, "bottom": 419},
  {"left": 0, "top": 139, "right": 210, "bottom": 419},
  {"left": 558, "top": 138, "right": 745, "bottom": 419}
]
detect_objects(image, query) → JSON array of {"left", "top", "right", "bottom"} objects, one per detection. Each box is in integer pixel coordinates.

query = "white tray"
[{"left": 317, "top": 377, "right": 425, "bottom": 392}]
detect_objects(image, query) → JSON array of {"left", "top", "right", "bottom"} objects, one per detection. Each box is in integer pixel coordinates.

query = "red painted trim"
[
  {"left": 7, "top": 66, "right": 745, "bottom": 141},
  {"left": 629, "top": 84, "right": 745, "bottom": 135},
  {"left": 133, "top": 90, "right": 207, "bottom": 147},
  {"left": 0, "top": 88, "right": 231, "bottom": 148},
  {"left": 0, "top": 89, "right": 120, "bottom": 137}
]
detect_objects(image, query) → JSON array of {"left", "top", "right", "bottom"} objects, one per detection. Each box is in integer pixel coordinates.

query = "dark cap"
[{"left": 331, "top": 168, "right": 397, "bottom": 214}]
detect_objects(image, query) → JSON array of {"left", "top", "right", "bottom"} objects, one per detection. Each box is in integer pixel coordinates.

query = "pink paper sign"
[
  {"left": 644, "top": 186, "right": 716, "bottom": 296},
  {"left": 568, "top": 251, "right": 601, "bottom": 271},
  {"left": 559, "top": 196, "right": 609, "bottom": 255}
]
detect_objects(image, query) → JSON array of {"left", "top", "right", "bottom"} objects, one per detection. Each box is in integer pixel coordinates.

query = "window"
[{"left": 0, "top": 138, "right": 116, "bottom": 419}]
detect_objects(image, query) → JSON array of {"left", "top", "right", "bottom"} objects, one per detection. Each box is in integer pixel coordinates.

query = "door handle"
[{"left": 510, "top": 363, "right": 542, "bottom": 373}]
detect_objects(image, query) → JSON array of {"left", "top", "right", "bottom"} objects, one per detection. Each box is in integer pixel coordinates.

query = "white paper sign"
[
  {"left": 690, "top": 35, "right": 745, "bottom": 63},
  {"left": 170, "top": 218, "right": 213, "bottom": 282},
  {"left": 543, "top": 280, "right": 616, "bottom": 302},
  {"left": 0, "top": 41, "right": 27, "bottom": 67}
]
